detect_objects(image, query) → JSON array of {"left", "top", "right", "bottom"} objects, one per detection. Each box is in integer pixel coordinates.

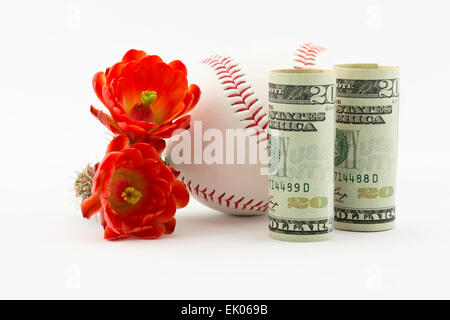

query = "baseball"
[{"left": 165, "top": 41, "right": 335, "bottom": 215}]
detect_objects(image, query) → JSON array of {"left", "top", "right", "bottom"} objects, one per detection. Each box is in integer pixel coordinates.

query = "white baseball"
[{"left": 166, "top": 41, "right": 335, "bottom": 215}]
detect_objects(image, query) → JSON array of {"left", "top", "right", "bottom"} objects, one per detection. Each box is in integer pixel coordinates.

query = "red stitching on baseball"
[
  {"left": 293, "top": 43, "right": 325, "bottom": 69},
  {"left": 250, "top": 201, "right": 263, "bottom": 211},
  {"left": 242, "top": 105, "right": 268, "bottom": 132},
  {"left": 242, "top": 199, "right": 253, "bottom": 210},
  {"left": 180, "top": 176, "right": 268, "bottom": 214},
  {"left": 182, "top": 177, "right": 192, "bottom": 192},
  {"left": 194, "top": 184, "right": 209, "bottom": 200},
  {"left": 203, "top": 55, "right": 268, "bottom": 141},
  {"left": 194, "top": 184, "right": 200, "bottom": 196},
  {"left": 242, "top": 92, "right": 253, "bottom": 100},
  {"left": 224, "top": 195, "right": 234, "bottom": 207},
  {"left": 218, "top": 192, "right": 225, "bottom": 205},
  {"left": 234, "top": 197, "right": 244, "bottom": 209},
  {"left": 260, "top": 203, "right": 269, "bottom": 212}
]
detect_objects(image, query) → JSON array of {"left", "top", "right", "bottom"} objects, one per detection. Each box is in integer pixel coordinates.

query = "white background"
[{"left": 1, "top": 0, "right": 449, "bottom": 299}]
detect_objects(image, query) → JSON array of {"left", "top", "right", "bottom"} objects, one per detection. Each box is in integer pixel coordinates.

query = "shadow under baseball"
[{"left": 173, "top": 207, "right": 268, "bottom": 240}]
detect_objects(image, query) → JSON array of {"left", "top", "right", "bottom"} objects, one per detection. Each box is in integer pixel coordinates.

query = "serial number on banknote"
[
  {"left": 269, "top": 179, "right": 310, "bottom": 193},
  {"left": 334, "top": 171, "right": 379, "bottom": 184}
]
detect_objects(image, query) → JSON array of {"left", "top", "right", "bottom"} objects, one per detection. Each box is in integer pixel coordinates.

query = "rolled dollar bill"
[
  {"left": 268, "top": 69, "right": 336, "bottom": 241},
  {"left": 334, "top": 64, "right": 399, "bottom": 231}
]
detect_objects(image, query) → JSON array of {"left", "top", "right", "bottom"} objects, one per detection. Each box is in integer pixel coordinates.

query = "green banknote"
[
  {"left": 334, "top": 64, "right": 399, "bottom": 231},
  {"left": 268, "top": 69, "right": 336, "bottom": 241}
]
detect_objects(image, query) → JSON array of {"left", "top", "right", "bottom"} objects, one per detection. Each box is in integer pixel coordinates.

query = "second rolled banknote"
[
  {"left": 334, "top": 64, "right": 399, "bottom": 231},
  {"left": 268, "top": 69, "right": 336, "bottom": 241}
]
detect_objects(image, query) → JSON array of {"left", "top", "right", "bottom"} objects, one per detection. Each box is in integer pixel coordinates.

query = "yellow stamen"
[
  {"left": 141, "top": 91, "right": 157, "bottom": 105},
  {"left": 121, "top": 186, "right": 143, "bottom": 205}
]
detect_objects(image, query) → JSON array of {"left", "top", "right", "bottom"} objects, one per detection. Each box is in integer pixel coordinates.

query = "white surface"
[{"left": 1, "top": 0, "right": 450, "bottom": 299}]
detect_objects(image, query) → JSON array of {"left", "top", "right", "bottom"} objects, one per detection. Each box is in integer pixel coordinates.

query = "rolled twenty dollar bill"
[
  {"left": 334, "top": 64, "right": 399, "bottom": 231},
  {"left": 268, "top": 69, "right": 336, "bottom": 241}
]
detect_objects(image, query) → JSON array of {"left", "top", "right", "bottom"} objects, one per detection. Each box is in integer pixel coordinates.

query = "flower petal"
[
  {"left": 130, "top": 143, "right": 160, "bottom": 160},
  {"left": 104, "top": 226, "right": 129, "bottom": 240},
  {"left": 131, "top": 223, "right": 166, "bottom": 239},
  {"left": 149, "top": 115, "right": 191, "bottom": 138},
  {"left": 115, "top": 62, "right": 140, "bottom": 112},
  {"left": 110, "top": 106, "right": 155, "bottom": 130},
  {"left": 141, "top": 136, "right": 166, "bottom": 154},
  {"left": 92, "top": 152, "right": 121, "bottom": 196},
  {"left": 154, "top": 194, "right": 177, "bottom": 223},
  {"left": 81, "top": 193, "right": 102, "bottom": 219},
  {"left": 92, "top": 72, "right": 106, "bottom": 105},
  {"left": 139, "top": 55, "right": 164, "bottom": 68},
  {"left": 106, "top": 135, "right": 129, "bottom": 153},
  {"left": 172, "top": 180, "right": 190, "bottom": 209},
  {"left": 121, "top": 49, "right": 147, "bottom": 64},
  {"left": 163, "top": 218, "right": 176, "bottom": 234},
  {"left": 169, "top": 60, "right": 187, "bottom": 76},
  {"left": 185, "top": 84, "right": 201, "bottom": 114},
  {"left": 90, "top": 106, "right": 121, "bottom": 134},
  {"left": 128, "top": 103, "right": 154, "bottom": 122},
  {"left": 102, "top": 200, "right": 124, "bottom": 233},
  {"left": 116, "top": 122, "right": 148, "bottom": 143},
  {"left": 150, "top": 70, "right": 188, "bottom": 124},
  {"left": 115, "top": 147, "right": 142, "bottom": 168}
]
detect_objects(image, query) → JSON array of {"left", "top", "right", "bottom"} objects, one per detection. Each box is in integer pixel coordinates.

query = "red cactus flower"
[
  {"left": 91, "top": 49, "right": 200, "bottom": 143},
  {"left": 81, "top": 136, "right": 189, "bottom": 240}
]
